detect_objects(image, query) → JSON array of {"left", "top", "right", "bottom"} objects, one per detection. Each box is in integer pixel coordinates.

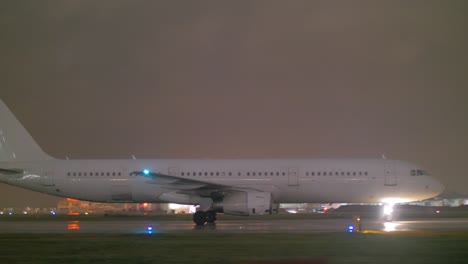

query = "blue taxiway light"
[
  {"left": 146, "top": 225, "right": 154, "bottom": 234},
  {"left": 348, "top": 225, "right": 354, "bottom": 233}
]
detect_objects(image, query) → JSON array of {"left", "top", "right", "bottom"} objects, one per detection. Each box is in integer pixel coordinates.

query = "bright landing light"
[
  {"left": 143, "top": 169, "right": 150, "bottom": 175},
  {"left": 381, "top": 197, "right": 411, "bottom": 204},
  {"left": 384, "top": 222, "right": 399, "bottom": 232}
]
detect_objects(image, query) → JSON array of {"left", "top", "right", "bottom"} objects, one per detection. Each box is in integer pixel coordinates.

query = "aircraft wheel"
[
  {"left": 206, "top": 210, "right": 217, "bottom": 223},
  {"left": 193, "top": 211, "right": 207, "bottom": 226}
]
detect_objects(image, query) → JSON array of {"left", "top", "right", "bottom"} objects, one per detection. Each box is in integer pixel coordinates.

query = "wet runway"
[{"left": 1, "top": 218, "right": 468, "bottom": 233}]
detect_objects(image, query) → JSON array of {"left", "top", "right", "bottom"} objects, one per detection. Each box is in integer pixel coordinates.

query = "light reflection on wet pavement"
[{"left": 1, "top": 218, "right": 468, "bottom": 234}]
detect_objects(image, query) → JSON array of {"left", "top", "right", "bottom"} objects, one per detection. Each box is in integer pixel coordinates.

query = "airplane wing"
[
  {"left": 0, "top": 168, "right": 24, "bottom": 174},
  {"left": 130, "top": 170, "right": 231, "bottom": 197}
]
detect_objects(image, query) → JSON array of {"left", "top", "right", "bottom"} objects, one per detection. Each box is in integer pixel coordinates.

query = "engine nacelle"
[{"left": 214, "top": 191, "right": 272, "bottom": 216}]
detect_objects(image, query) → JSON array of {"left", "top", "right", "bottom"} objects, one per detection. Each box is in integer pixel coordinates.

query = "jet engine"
[{"left": 213, "top": 191, "right": 272, "bottom": 216}]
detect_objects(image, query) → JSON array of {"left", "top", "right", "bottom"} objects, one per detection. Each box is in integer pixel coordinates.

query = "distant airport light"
[
  {"left": 143, "top": 169, "right": 150, "bottom": 175},
  {"left": 51, "top": 211, "right": 56, "bottom": 215},
  {"left": 8, "top": 212, "right": 12, "bottom": 216},
  {"left": 348, "top": 225, "right": 354, "bottom": 233}
]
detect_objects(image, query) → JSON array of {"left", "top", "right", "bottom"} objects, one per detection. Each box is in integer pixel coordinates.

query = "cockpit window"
[{"left": 411, "top": 169, "right": 429, "bottom": 176}]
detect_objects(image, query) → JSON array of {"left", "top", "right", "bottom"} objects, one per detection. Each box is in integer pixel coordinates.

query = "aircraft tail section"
[{"left": 0, "top": 99, "right": 53, "bottom": 161}]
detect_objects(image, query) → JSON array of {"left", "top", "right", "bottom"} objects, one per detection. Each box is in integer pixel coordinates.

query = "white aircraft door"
[
  {"left": 384, "top": 160, "right": 397, "bottom": 186},
  {"left": 42, "top": 167, "right": 55, "bottom": 187},
  {"left": 288, "top": 167, "right": 299, "bottom": 186}
]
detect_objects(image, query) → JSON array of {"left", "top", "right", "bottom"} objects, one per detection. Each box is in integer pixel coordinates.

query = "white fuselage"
[{"left": 1, "top": 158, "right": 444, "bottom": 205}]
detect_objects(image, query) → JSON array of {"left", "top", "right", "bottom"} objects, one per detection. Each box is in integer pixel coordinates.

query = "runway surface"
[{"left": 1, "top": 218, "right": 468, "bottom": 233}]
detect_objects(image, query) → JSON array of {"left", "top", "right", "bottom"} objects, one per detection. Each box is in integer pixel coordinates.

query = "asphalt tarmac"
[{"left": 1, "top": 217, "right": 468, "bottom": 233}]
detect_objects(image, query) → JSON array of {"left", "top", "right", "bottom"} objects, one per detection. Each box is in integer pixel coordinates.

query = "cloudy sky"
[{"left": 1, "top": 1, "right": 467, "bottom": 207}]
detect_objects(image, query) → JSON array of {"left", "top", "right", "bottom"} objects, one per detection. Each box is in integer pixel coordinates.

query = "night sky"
[{"left": 1, "top": 1, "right": 468, "bottom": 207}]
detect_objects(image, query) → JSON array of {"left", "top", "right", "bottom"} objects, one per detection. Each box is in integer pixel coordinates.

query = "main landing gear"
[{"left": 193, "top": 210, "right": 217, "bottom": 226}]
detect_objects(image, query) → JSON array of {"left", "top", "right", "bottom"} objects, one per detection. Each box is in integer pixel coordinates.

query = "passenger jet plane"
[{"left": 0, "top": 99, "right": 444, "bottom": 225}]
